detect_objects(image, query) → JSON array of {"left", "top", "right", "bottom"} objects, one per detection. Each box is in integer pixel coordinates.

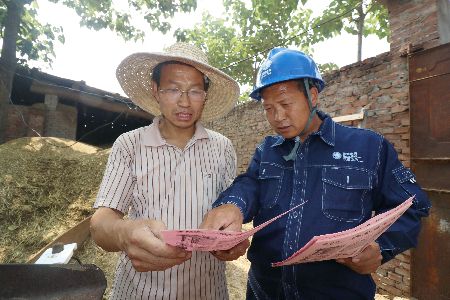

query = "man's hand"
[
  {"left": 335, "top": 242, "right": 382, "bottom": 274},
  {"left": 200, "top": 204, "right": 249, "bottom": 261},
  {"left": 91, "top": 208, "right": 191, "bottom": 272},
  {"left": 118, "top": 219, "right": 192, "bottom": 272},
  {"left": 200, "top": 204, "right": 244, "bottom": 231},
  {"left": 211, "top": 239, "right": 250, "bottom": 261}
]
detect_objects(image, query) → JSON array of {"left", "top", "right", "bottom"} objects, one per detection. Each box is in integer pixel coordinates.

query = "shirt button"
[{"left": 292, "top": 211, "right": 298, "bottom": 218}]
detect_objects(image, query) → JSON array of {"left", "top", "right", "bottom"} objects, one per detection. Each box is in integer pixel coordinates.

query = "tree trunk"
[
  {"left": 356, "top": 2, "right": 365, "bottom": 62},
  {"left": 0, "top": 1, "right": 26, "bottom": 143}
]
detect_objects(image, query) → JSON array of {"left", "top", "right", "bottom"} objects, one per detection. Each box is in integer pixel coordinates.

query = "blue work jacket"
[{"left": 213, "top": 111, "right": 430, "bottom": 300}]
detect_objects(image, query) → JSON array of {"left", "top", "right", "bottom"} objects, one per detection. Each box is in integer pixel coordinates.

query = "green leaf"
[{"left": 0, "top": 0, "right": 200, "bottom": 68}]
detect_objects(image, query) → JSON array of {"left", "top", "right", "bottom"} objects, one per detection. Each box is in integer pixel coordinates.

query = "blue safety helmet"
[{"left": 250, "top": 47, "right": 325, "bottom": 101}]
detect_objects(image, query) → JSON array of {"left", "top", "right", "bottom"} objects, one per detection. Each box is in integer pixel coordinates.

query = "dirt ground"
[{"left": 0, "top": 137, "right": 407, "bottom": 299}]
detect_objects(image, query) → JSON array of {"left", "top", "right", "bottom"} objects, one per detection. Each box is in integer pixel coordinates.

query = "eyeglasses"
[{"left": 158, "top": 88, "right": 207, "bottom": 102}]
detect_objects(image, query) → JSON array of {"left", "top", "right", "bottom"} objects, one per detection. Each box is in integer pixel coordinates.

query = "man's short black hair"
[{"left": 151, "top": 61, "right": 210, "bottom": 91}]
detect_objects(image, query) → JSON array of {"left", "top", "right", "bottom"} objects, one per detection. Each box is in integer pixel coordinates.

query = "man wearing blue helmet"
[{"left": 201, "top": 47, "right": 430, "bottom": 299}]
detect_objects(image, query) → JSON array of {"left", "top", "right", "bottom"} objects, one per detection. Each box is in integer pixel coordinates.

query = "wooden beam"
[
  {"left": 332, "top": 111, "right": 365, "bottom": 123},
  {"left": 27, "top": 216, "right": 92, "bottom": 263},
  {"left": 30, "top": 80, "right": 153, "bottom": 120}
]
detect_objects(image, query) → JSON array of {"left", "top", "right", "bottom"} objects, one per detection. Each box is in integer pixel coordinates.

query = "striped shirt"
[{"left": 94, "top": 116, "right": 236, "bottom": 300}]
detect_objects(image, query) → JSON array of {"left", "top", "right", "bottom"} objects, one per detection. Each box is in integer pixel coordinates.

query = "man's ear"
[
  {"left": 151, "top": 81, "right": 159, "bottom": 103},
  {"left": 310, "top": 86, "right": 319, "bottom": 107}
]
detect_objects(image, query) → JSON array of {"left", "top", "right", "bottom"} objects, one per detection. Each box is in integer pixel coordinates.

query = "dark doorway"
[{"left": 76, "top": 105, "right": 152, "bottom": 147}]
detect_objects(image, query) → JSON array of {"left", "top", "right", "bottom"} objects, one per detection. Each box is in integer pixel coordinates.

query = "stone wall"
[{"left": 206, "top": 101, "right": 273, "bottom": 174}]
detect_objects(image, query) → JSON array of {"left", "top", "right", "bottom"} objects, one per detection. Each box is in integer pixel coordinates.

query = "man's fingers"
[
  {"left": 210, "top": 239, "right": 250, "bottom": 261},
  {"left": 199, "top": 217, "right": 221, "bottom": 231},
  {"left": 351, "top": 257, "right": 361, "bottom": 263},
  {"left": 140, "top": 237, "right": 190, "bottom": 260},
  {"left": 122, "top": 220, "right": 193, "bottom": 272},
  {"left": 136, "top": 224, "right": 189, "bottom": 258},
  {"left": 200, "top": 204, "right": 243, "bottom": 231},
  {"left": 235, "top": 239, "right": 250, "bottom": 254},
  {"left": 200, "top": 215, "right": 234, "bottom": 231},
  {"left": 335, "top": 257, "right": 351, "bottom": 265},
  {"left": 128, "top": 246, "right": 192, "bottom": 271},
  {"left": 144, "top": 220, "right": 168, "bottom": 241},
  {"left": 211, "top": 250, "right": 240, "bottom": 261},
  {"left": 131, "top": 252, "right": 192, "bottom": 272},
  {"left": 335, "top": 244, "right": 382, "bottom": 274}
]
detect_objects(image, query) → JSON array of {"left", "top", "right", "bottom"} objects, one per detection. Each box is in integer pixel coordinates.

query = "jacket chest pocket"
[
  {"left": 321, "top": 167, "right": 372, "bottom": 222},
  {"left": 258, "top": 162, "right": 287, "bottom": 208}
]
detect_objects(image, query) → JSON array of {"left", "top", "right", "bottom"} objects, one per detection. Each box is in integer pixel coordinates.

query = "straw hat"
[{"left": 116, "top": 43, "right": 240, "bottom": 122}]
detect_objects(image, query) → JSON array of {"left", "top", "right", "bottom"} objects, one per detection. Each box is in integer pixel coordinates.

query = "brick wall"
[
  {"left": 321, "top": 53, "right": 413, "bottom": 297},
  {"left": 387, "top": 0, "right": 440, "bottom": 54},
  {"left": 4, "top": 102, "right": 77, "bottom": 142},
  {"left": 4, "top": 104, "right": 45, "bottom": 141},
  {"left": 206, "top": 101, "right": 273, "bottom": 174},
  {"left": 322, "top": 52, "right": 412, "bottom": 168}
]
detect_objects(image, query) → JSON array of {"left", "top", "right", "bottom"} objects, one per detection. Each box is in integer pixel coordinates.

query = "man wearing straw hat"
[{"left": 90, "top": 43, "right": 245, "bottom": 299}]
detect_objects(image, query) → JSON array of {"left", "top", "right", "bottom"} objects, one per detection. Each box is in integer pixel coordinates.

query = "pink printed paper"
[
  {"left": 271, "top": 196, "right": 414, "bottom": 267},
  {"left": 161, "top": 203, "right": 304, "bottom": 251}
]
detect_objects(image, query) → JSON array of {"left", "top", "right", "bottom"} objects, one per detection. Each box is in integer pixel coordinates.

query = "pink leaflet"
[
  {"left": 272, "top": 196, "right": 414, "bottom": 267},
  {"left": 161, "top": 203, "right": 304, "bottom": 251}
]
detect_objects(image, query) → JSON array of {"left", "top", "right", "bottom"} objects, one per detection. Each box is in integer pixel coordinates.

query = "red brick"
[
  {"left": 378, "top": 284, "right": 403, "bottom": 297},
  {"left": 394, "top": 267, "right": 410, "bottom": 278},
  {"left": 394, "top": 281, "right": 410, "bottom": 294},
  {"left": 399, "top": 262, "right": 410, "bottom": 271}
]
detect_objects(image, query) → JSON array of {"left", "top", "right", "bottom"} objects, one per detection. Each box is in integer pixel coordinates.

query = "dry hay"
[{"left": 0, "top": 137, "right": 109, "bottom": 263}]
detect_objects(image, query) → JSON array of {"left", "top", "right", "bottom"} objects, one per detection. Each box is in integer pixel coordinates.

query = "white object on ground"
[{"left": 34, "top": 243, "right": 78, "bottom": 264}]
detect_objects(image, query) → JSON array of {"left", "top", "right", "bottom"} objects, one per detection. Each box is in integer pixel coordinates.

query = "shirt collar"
[
  {"left": 270, "top": 111, "right": 336, "bottom": 147},
  {"left": 142, "top": 116, "right": 210, "bottom": 147}
]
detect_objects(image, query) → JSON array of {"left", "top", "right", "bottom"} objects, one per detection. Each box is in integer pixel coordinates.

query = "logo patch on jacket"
[{"left": 333, "top": 152, "right": 363, "bottom": 162}]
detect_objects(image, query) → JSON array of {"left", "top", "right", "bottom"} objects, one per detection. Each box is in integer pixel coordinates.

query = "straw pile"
[{"left": 0, "top": 137, "right": 109, "bottom": 262}]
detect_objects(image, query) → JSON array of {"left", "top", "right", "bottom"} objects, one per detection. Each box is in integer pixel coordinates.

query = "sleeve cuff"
[
  {"left": 375, "top": 239, "right": 395, "bottom": 264},
  {"left": 213, "top": 196, "right": 247, "bottom": 216}
]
